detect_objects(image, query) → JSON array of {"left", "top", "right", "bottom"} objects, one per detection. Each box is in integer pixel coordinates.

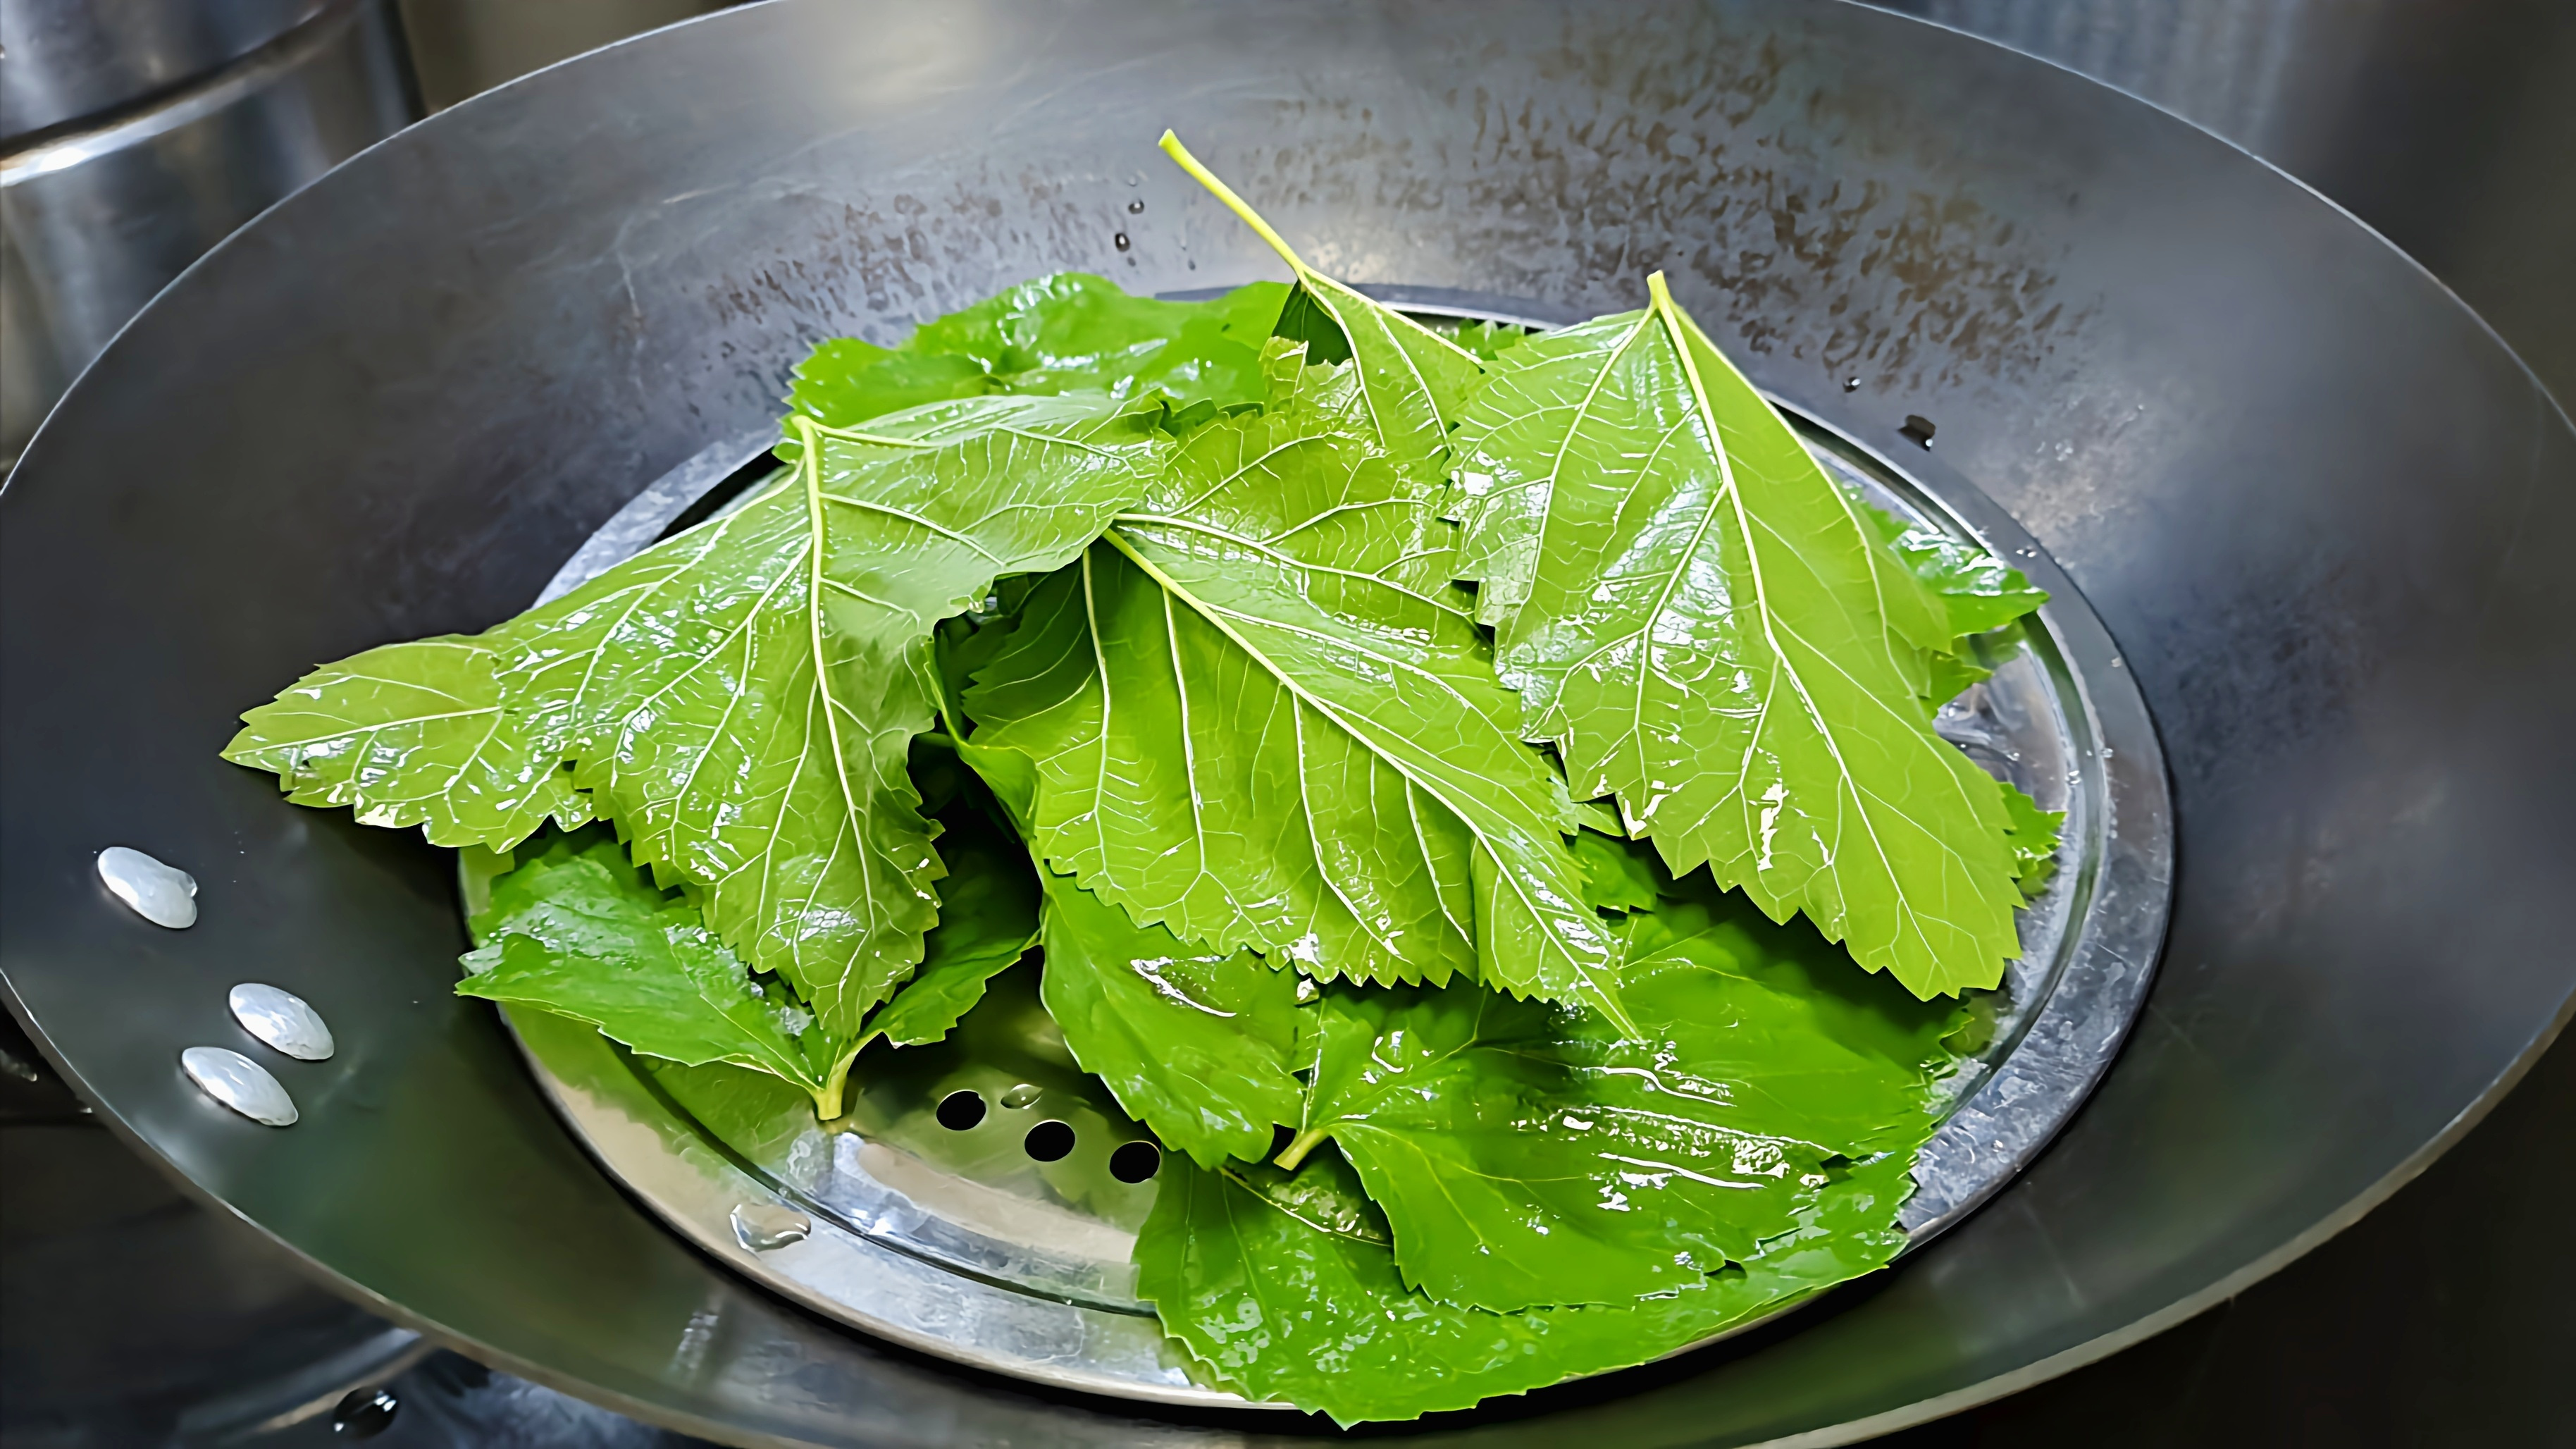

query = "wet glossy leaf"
[
  {"left": 786, "top": 273, "right": 1289, "bottom": 433},
  {"left": 508, "top": 394, "right": 1165, "bottom": 1032},
  {"left": 1857, "top": 498, "right": 2046, "bottom": 712},
  {"left": 1571, "top": 825, "right": 1661, "bottom": 913},
  {"left": 230, "top": 393, "right": 1164, "bottom": 1035},
  {"left": 1135, "top": 1142, "right": 1919, "bottom": 1425},
  {"left": 461, "top": 816, "right": 1045, "bottom": 1116},
  {"left": 1868, "top": 503, "right": 2050, "bottom": 641},
  {"left": 855, "top": 806, "right": 1040, "bottom": 1048},
  {"left": 2002, "top": 782, "right": 2064, "bottom": 897},
  {"left": 1034, "top": 868, "right": 1310, "bottom": 1169},
  {"left": 223, "top": 638, "right": 592, "bottom": 848},
  {"left": 457, "top": 832, "right": 843, "bottom": 1109},
  {"left": 964, "top": 351, "right": 1625, "bottom": 1027},
  {"left": 1609, "top": 890, "right": 1969, "bottom": 1150},
  {"left": 1451, "top": 278, "right": 2024, "bottom": 999},
  {"left": 1284, "top": 888, "right": 1961, "bottom": 1312}
]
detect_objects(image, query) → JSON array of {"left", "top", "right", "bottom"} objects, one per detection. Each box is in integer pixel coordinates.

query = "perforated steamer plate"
[{"left": 469, "top": 290, "right": 2173, "bottom": 1410}]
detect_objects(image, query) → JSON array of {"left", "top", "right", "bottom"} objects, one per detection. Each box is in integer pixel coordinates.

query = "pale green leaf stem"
[{"left": 1159, "top": 131, "right": 1485, "bottom": 479}]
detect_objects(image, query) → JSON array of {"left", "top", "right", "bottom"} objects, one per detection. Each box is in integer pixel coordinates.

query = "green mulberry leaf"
[
  {"left": 963, "top": 352, "right": 1626, "bottom": 1029},
  {"left": 231, "top": 392, "right": 1166, "bottom": 1035},
  {"left": 1864, "top": 502, "right": 2050, "bottom": 642},
  {"left": 2002, "top": 782, "right": 2065, "bottom": 897},
  {"left": 1571, "top": 824, "right": 1661, "bottom": 913},
  {"left": 1033, "top": 868, "right": 1310, "bottom": 1170},
  {"left": 851, "top": 804, "right": 1040, "bottom": 1049},
  {"left": 1135, "top": 1142, "right": 1919, "bottom": 1425},
  {"left": 223, "top": 638, "right": 592, "bottom": 848},
  {"left": 1450, "top": 275, "right": 2024, "bottom": 999},
  {"left": 502, "top": 394, "right": 1163, "bottom": 1032},
  {"left": 786, "top": 273, "right": 1289, "bottom": 433},
  {"left": 1611, "top": 891, "right": 1970, "bottom": 1151},
  {"left": 1853, "top": 496, "right": 2047, "bottom": 712},
  {"left": 1160, "top": 132, "right": 1485, "bottom": 481},
  {"left": 459, "top": 812, "right": 1044, "bottom": 1117},
  {"left": 1277, "top": 889, "right": 1962, "bottom": 1312},
  {"left": 457, "top": 832, "right": 846, "bottom": 1113}
]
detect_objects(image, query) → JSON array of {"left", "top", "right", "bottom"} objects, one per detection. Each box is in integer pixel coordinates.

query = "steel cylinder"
[{"left": 0, "top": 0, "right": 418, "bottom": 467}]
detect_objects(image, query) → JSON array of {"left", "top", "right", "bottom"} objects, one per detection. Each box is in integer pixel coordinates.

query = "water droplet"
[
  {"left": 229, "top": 983, "right": 334, "bottom": 1061},
  {"left": 1110, "top": 1140, "right": 1163, "bottom": 1183},
  {"left": 730, "top": 1202, "right": 812, "bottom": 1251},
  {"left": 332, "top": 1386, "right": 398, "bottom": 1438},
  {"left": 1127, "top": 199, "right": 1145, "bottom": 214},
  {"left": 1024, "top": 1119, "right": 1075, "bottom": 1161},
  {"left": 1900, "top": 414, "right": 1937, "bottom": 450},
  {"left": 181, "top": 1047, "right": 297, "bottom": 1126},
  {"left": 97, "top": 846, "right": 197, "bottom": 928},
  {"left": 1113, "top": 233, "right": 1132, "bottom": 252},
  {"left": 999, "top": 1082, "right": 1042, "bottom": 1109},
  {"left": 936, "top": 1089, "right": 986, "bottom": 1130},
  {"left": 1842, "top": 376, "right": 1861, "bottom": 392}
]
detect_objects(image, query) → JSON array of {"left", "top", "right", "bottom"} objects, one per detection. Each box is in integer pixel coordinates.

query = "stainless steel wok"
[{"left": 4, "top": 2, "right": 2571, "bottom": 1445}]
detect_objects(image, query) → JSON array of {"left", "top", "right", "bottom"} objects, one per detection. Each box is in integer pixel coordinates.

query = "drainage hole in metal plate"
[
  {"left": 332, "top": 1386, "right": 399, "bottom": 1438},
  {"left": 935, "top": 1090, "right": 986, "bottom": 1130},
  {"left": 1023, "top": 1120, "right": 1076, "bottom": 1161},
  {"left": 1108, "top": 1141, "right": 1162, "bottom": 1183}
]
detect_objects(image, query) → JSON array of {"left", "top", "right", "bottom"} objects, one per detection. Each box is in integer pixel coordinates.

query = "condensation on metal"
[
  {"left": 731, "top": 1203, "right": 814, "bottom": 1252},
  {"left": 181, "top": 1045, "right": 298, "bottom": 1126},
  {"left": 229, "top": 982, "right": 335, "bottom": 1061},
  {"left": 97, "top": 845, "right": 197, "bottom": 928}
]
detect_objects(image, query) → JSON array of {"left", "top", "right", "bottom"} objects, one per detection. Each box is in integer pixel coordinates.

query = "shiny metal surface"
[
  {"left": 1872, "top": 0, "right": 2576, "bottom": 414},
  {"left": 4, "top": 2, "right": 2571, "bottom": 1445},
  {"left": 502, "top": 1006, "right": 1239, "bottom": 1410},
  {"left": 95, "top": 844, "right": 197, "bottom": 929},
  {"left": 727, "top": 1204, "right": 809, "bottom": 1252},
  {"left": 0, "top": 0, "right": 414, "bottom": 465},
  {"left": 504, "top": 362, "right": 2169, "bottom": 1402},
  {"left": 179, "top": 1047, "right": 298, "bottom": 1128},
  {"left": 0, "top": 1097, "right": 431, "bottom": 1444},
  {"left": 231, "top": 982, "right": 337, "bottom": 1062},
  {"left": 0, "top": 0, "right": 329, "bottom": 140}
]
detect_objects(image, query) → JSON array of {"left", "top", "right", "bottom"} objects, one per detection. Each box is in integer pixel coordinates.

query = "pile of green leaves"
[{"left": 223, "top": 133, "right": 2055, "bottom": 1424}]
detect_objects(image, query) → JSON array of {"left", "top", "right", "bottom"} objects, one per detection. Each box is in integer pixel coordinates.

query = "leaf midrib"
[
  {"left": 1633, "top": 284, "right": 1945, "bottom": 947},
  {"left": 1099, "top": 524, "right": 1621, "bottom": 1025}
]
